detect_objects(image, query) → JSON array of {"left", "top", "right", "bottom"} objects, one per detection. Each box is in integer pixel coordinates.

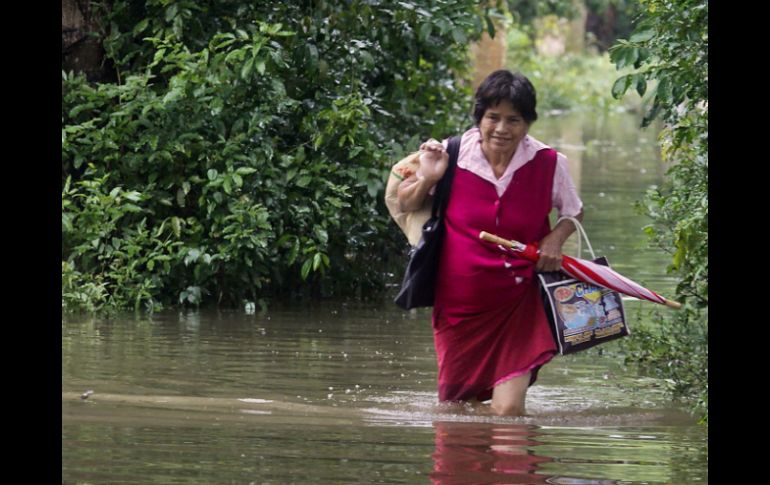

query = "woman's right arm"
[{"left": 397, "top": 139, "right": 448, "bottom": 212}]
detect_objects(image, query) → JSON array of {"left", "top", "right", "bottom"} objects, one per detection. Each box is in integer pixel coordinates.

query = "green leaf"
[
  {"left": 621, "top": 48, "right": 639, "bottom": 69},
  {"left": 630, "top": 29, "right": 656, "bottom": 43},
  {"left": 419, "top": 23, "right": 432, "bottom": 42},
  {"left": 223, "top": 177, "right": 232, "bottom": 194},
  {"left": 236, "top": 167, "right": 257, "bottom": 175},
  {"left": 635, "top": 75, "right": 647, "bottom": 97},
  {"left": 133, "top": 19, "right": 149, "bottom": 35},
  {"left": 184, "top": 248, "right": 200, "bottom": 266},
  {"left": 152, "top": 48, "right": 166, "bottom": 66},
  {"left": 451, "top": 28, "right": 467, "bottom": 44},
  {"left": 163, "top": 87, "right": 184, "bottom": 104},
  {"left": 123, "top": 204, "right": 142, "bottom": 213},
  {"left": 436, "top": 19, "right": 450, "bottom": 35},
  {"left": 296, "top": 176, "right": 312, "bottom": 188},
  {"left": 609, "top": 44, "right": 637, "bottom": 69},
  {"left": 255, "top": 60, "right": 266, "bottom": 76},
  {"left": 314, "top": 227, "right": 328, "bottom": 245},
  {"left": 241, "top": 58, "right": 254, "bottom": 79},
  {"left": 367, "top": 180, "right": 379, "bottom": 198},
  {"left": 165, "top": 5, "right": 178, "bottom": 21},
  {"left": 171, "top": 217, "right": 181, "bottom": 237},
  {"left": 611, "top": 75, "right": 633, "bottom": 99},
  {"left": 360, "top": 51, "right": 374, "bottom": 66},
  {"left": 307, "top": 44, "right": 318, "bottom": 69},
  {"left": 61, "top": 213, "right": 73, "bottom": 232},
  {"left": 233, "top": 173, "right": 243, "bottom": 187},
  {"left": 301, "top": 258, "right": 312, "bottom": 280},
  {"left": 124, "top": 191, "right": 142, "bottom": 202},
  {"left": 657, "top": 77, "right": 673, "bottom": 103},
  {"left": 207, "top": 169, "right": 218, "bottom": 180},
  {"left": 486, "top": 16, "right": 496, "bottom": 38},
  {"left": 313, "top": 252, "right": 322, "bottom": 271}
]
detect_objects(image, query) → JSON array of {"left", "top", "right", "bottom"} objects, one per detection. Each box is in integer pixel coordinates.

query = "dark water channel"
[{"left": 62, "top": 111, "right": 707, "bottom": 483}]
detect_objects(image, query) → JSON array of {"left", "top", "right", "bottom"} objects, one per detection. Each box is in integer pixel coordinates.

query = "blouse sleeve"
[{"left": 552, "top": 152, "right": 583, "bottom": 218}]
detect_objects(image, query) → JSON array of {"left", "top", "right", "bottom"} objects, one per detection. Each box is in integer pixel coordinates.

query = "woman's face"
[{"left": 479, "top": 100, "right": 529, "bottom": 159}]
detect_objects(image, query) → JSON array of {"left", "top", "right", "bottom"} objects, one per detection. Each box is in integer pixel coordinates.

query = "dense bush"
[
  {"left": 608, "top": 0, "right": 708, "bottom": 422},
  {"left": 62, "top": 0, "right": 496, "bottom": 312}
]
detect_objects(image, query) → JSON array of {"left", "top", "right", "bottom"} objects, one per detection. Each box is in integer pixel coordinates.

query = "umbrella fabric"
[
  {"left": 560, "top": 256, "right": 668, "bottom": 306},
  {"left": 479, "top": 231, "right": 681, "bottom": 309}
]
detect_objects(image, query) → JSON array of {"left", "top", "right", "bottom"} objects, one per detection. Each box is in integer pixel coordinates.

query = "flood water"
[{"left": 62, "top": 111, "right": 707, "bottom": 483}]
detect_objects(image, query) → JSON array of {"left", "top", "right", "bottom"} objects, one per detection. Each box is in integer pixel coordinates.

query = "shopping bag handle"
[{"left": 556, "top": 216, "right": 595, "bottom": 260}]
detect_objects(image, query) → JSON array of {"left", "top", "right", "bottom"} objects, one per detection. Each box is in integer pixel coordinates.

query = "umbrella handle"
[
  {"left": 662, "top": 298, "right": 682, "bottom": 310},
  {"left": 479, "top": 231, "right": 540, "bottom": 262}
]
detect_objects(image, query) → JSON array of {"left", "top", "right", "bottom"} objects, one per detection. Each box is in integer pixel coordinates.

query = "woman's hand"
[
  {"left": 417, "top": 138, "right": 448, "bottom": 183},
  {"left": 535, "top": 212, "right": 584, "bottom": 272},
  {"left": 535, "top": 233, "right": 564, "bottom": 272}
]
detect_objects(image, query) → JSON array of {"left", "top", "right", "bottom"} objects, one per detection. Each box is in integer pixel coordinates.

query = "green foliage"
[
  {"left": 608, "top": 0, "right": 707, "bottom": 128},
  {"left": 63, "top": 0, "right": 490, "bottom": 312},
  {"left": 505, "top": 23, "right": 638, "bottom": 113},
  {"left": 608, "top": 0, "right": 708, "bottom": 422},
  {"left": 504, "top": 0, "right": 578, "bottom": 29}
]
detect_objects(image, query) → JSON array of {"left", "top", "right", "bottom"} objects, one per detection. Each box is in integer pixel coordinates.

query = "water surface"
[
  {"left": 63, "top": 303, "right": 705, "bottom": 484},
  {"left": 62, "top": 111, "right": 706, "bottom": 483}
]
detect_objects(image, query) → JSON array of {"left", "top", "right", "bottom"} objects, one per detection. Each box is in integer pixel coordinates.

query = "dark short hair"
[{"left": 472, "top": 70, "right": 538, "bottom": 125}]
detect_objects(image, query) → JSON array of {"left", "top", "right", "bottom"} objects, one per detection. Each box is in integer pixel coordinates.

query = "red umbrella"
[{"left": 479, "top": 231, "right": 682, "bottom": 310}]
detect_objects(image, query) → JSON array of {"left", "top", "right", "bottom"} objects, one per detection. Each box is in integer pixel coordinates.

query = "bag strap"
[
  {"left": 556, "top": 215, "right": 595, "bottom": 259},
  {"left": 431, "top": 135, "right": 461, "bottom": 218}
]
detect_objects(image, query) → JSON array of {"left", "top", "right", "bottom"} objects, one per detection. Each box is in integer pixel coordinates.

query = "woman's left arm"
[
  {"left": 536, "top": 211, "right": 584, "bottom": 272},
  {"left": 537, "top": 152, "right": 584, "bottom": 272}
]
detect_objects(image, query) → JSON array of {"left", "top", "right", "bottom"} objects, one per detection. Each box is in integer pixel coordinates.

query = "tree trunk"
[
  {"left": 565, "top": 0, "right": 587, "bottom": 54},
  {"left": 62, "top": 0, "right": 113, "bottom": 82},
  {"left": 470, "top": 24, "right": 507, "bottom": 91}
]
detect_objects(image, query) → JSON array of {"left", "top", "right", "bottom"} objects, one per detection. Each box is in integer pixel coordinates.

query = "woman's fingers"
[
  {"left": 536, "top": 253, "right": 562, "bottom": 272},
  {"left": 419, "top": 138, "right": 445, "bottom": 152}
]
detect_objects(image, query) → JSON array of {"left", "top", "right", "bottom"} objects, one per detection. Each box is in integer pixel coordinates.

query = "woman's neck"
[{"left": 481, "top": 143, "right": 517, "bottom": 179}]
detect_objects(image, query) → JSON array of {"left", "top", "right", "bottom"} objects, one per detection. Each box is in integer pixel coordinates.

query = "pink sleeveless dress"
[{"left": 432, "top": 148, "right": 559, "bottom": 402}]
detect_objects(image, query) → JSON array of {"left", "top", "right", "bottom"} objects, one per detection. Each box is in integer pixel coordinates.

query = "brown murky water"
[
  {"left": 62, "top": 111, "right": 707, "bottom": 483},
  {"left": 62, "top": 304, "right": 706, "bottom": 484}
]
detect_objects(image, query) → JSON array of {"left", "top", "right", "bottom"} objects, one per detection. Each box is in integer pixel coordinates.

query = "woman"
[{"left": 397, "top": 70, "right": 583, "bottom": 416}]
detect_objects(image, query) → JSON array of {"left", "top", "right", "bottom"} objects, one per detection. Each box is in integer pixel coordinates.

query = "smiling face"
[{"left": 479, "top": 100, "right": 529, "bottom": 160}]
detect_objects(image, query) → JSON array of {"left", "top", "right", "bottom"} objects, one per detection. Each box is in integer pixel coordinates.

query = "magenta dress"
[{"left": 432, "top": 148, "right": 559, "bottom": 402}]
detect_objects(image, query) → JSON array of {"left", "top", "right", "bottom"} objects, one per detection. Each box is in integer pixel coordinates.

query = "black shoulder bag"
[{"left": 394, "top": 135, "right": 461, "bottom": 310}]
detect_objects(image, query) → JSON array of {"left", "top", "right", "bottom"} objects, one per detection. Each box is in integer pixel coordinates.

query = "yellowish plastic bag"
[{"left": 384, "top": 152, "right": 432, "bottom": 246}]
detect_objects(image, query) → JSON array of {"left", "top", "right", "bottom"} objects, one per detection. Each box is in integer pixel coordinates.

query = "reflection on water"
[
  {"left": 431, "top": 422, "right": 556, "bottom": 484},
  {"left": 63, "top": 112, "right": 706, "bottom": 484}
]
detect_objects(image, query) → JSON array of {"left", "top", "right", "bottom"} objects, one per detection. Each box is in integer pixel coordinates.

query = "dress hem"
[{"left": 492, "top": 351, "right": 556, "bottom": 388}]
